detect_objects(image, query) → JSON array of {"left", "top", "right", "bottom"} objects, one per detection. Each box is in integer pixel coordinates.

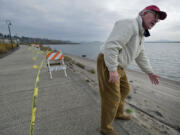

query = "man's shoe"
[
  {"left": 100, "top": 130, "right": 120, "bottom": 135},
  {"left": 116, "top": 114, "right": 131, "bottom": 120}
]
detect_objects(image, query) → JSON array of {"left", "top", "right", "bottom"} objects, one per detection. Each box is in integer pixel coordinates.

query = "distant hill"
[
  {"left": 146, "top": 40, "right": 180, "bottom": 43},
  {"left": 0, "top": 33, "right": 79, "bottom": 44},
  {"left": 79, "top": 41, "right": 103, "bottom": 44},
  {"left": 18, "top": 36, "right": 79, "bottom": 44}
]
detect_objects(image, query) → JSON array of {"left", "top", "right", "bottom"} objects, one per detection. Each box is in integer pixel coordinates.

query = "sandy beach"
[{"left": 65, "top": 54, "right": 180, "bottom": 135}]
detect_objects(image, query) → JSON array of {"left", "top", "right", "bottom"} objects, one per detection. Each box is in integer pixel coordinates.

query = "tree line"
[{"left": 0, "top": 33, "right": 79, "bottom": 44}]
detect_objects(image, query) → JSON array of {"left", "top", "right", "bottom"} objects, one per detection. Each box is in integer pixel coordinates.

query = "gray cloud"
[{"left": 0, "top": 0, "right": 180, "bottom": 41}]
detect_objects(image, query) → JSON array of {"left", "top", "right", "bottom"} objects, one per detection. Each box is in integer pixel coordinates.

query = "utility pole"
[{"left": 6, "top": 20, "right": 13, "bottom": 49}]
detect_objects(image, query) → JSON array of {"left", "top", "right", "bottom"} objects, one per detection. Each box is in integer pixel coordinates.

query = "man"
[{"left": 97, "top": 5, "right": 167, "bottom": 135}]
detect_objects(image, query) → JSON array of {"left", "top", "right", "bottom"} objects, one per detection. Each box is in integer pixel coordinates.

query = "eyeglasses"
[{"left": 147, "top": 10, "right": 160, "bottom": 23}]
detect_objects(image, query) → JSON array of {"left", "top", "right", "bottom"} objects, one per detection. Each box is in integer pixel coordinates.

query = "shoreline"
[
  {"left": 43, "top": 42, "right": 180, "bottom": 83},
  {"left": 65, "top": 53, "right": 180, "bottom": 84},
  {"left": 65, "top": 53, "right": 180, "bottom": 135}
]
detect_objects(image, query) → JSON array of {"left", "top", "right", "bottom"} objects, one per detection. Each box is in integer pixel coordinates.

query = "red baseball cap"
[{"left": 144, "top": 5, "right": 167, "bottom": 20}]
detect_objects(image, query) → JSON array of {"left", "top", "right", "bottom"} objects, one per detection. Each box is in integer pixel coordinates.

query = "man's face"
[{"left": 142, "top": 11, "right": 159, "bottom": 30}]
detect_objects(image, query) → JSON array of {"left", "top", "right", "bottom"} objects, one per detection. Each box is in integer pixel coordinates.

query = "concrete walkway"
[{"left": 0, "top": 45, "right": 151, "bottom": 135}]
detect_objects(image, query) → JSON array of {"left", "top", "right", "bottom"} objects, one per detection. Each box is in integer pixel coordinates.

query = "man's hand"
[
  {"left": 148, "top": 73, "right": 159, "bottom": 85},
  {"left": 109, "top": 71, "right": 119, "bottom": 83}
]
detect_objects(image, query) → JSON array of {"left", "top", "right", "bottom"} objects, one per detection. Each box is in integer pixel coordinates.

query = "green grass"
[
  {"left": 126, "top": 108, "right": 133, "bottom": 114},
  {"left": 175, "top": 125, "right": 180, "bottom": 131},
  {"left": 76, "top": 62, "right": 85, "bottom": 69},
  {"left": 39, "top": 45, "right": 52, "bottom": 51},
  {"left": 0, "top": 42, "right": 17, "bottom": 54},
  {"left": 88, "top": 69, "right": 95, "bottom": 74},
  {"left": 64, "top": 56, "right": 73, "bottom": 62}
]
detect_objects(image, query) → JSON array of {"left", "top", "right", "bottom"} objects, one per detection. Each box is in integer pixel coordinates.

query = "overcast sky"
[{"left": 0, "top": 0, "right": 180, "bottom": 42}]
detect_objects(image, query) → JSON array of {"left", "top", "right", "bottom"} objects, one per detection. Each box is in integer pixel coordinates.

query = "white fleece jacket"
[{"left": 100, "top": 16, "right": 153, "bottom": 74}]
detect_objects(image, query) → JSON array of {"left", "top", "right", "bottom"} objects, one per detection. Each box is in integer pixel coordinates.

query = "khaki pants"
[{"left": 97, "top": 53, "right": 130, "bottom": 133}]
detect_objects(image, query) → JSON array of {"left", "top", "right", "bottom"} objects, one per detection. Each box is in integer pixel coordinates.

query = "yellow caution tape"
[
  {"left": 32, "top": 57, "right": 37, "bottom": 61},
  {"left": 30, "top": 59, "right": 44, "bottom": 135},
  {"left": 33, "top": 65, "right": 39, "bottom": 69},
  {"left": 32, "top": 108, "right": 36, "bottom": 121},
  {"left": 37, "top": 51, "right": 43, "bottom": 55},
  {"left": 36, "top": 76, "right": 39, "bottom": 83},
  {"left": 30, "top": 108, "right": 36, "bottom": 135},
  {"left": 33, "top": 88, "right": 38, "bottom": 97}
]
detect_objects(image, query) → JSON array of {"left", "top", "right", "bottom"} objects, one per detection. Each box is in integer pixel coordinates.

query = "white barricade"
[{"left": 46, "top": 51, "right": 67, "bottom": 79}]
